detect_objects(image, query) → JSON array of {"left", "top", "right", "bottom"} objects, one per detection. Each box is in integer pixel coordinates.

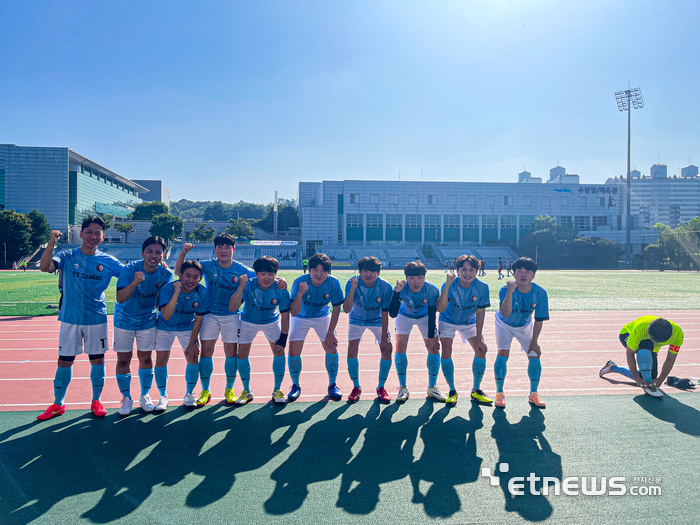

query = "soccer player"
[
  {"left": 479, "top": 258, "right": 486, "bottom": 277},
  {"left": 37, "top": 217, "right": 124, "bottom": 421},
  {"left": 288, "top": 253, "right": 345, "bottom": 400},
  {"left": 388, "top": 261, "right": 441, "bottom": 402},
  {"left": 436, "top": 255, "right": 492, "bottom": 405},
  {"left": 157, "top": 261, "right": 210, "bottom": 407},
  {"left": 302, "top": 257, "right": 309, "bottom": 274},
  {"left": 343, "top": 256, "right": 394, "bottom": 403},
  {"left": 113, "top": 236, "right": 173, "bottom": 415},
  {"left": 494, "top": 257, "right": 549, "bottom": 408},
  {"left": 506, "top": 258, "right": 512, "bottom": 277},
  {"left": 497, "top": 257, "right": 504, "bottom": 280},
  {"left": 599, "top": 316, "right": 683, "bottom": 397},
  {"left": 228, "top": 256, "right": 291, "bottom": 405}
]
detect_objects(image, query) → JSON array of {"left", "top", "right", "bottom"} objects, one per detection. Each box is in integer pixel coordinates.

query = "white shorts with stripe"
[
  {"left": 348, "top": 324, "right": 391, "bottom": 344},
  {"left": 393, "top": 313, "right": 429, "bottom": 338},
  {"left": 238, "top": 320, "right": 281, "bottom": 345},
  {"left": 155, "top": 330, "right": 194, "bottom": 352},
  {"left": 113, "top": 327, "right": 157, "bottom": 353},
  {"left": 438, "top": 321, "right": 477, "bottom": 343},
  {"left": 200, "top": 313, "right": 240, "bottom": 343},
  {"left": 58, "top": 322, "right": 109, "bottom": 357},
  {"left": 495, "top": 315, "right": 536, "bottom": 356},
  {"left": 289, "top": 316, "right": 331, "bottom": 342}
]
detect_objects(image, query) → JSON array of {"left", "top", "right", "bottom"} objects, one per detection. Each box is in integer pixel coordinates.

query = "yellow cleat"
[
  {"left": 225, "top": 388, "right": 238, "bottom": 404},
  {"left": 196, "top": 390, "right": 211, "bottom": 407},
  {"left": 445, "top": 390, "right": 459, "bottom": 405},
  {"left": 235, "top": 390, "right": 253, "bottom": 406},
  {"left": 471, "top": 389, "right": 493, "bottom": 404}
]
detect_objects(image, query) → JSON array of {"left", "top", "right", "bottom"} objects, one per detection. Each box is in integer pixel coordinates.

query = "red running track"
[{"left": 1, "top": 311, "right": 698, "bottom": 412}]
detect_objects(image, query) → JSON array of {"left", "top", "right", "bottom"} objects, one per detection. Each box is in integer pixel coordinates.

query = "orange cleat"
[
  {"left": 528, "top": 392, "right": 546, "bottom": 408},
  {"left": 494, "top": 392, "right": 506, "bottom": 409},
  {"left": 91, "top": 400, "right": 107, "bottom": 417},
  {"left": 37, "top": 403, "right": 66, "bottom": 421}
]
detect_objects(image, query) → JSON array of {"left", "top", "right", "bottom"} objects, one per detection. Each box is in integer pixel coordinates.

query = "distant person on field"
[
  {"left": 599, "top": 316, "right": 683, "bottom": 398},
  {"left": 479, "top": 258, "right": 486, "bottom": 276},
  {"left": 22, "top": 260, "right": 27, "bottom": 271},
  {"left": 302, "top": 257, "right": 309, "bottom": 274},
  {"left": 443, "top": 259, "right": 449, "bottom": 273},
  {"left": 497, "top": 257, "right": 503, "bottom": 279},
  {"left": 506, "top": 258, "right": 512, "bottom": 277}
]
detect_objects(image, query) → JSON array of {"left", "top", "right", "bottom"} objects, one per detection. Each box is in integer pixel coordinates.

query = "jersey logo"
[
  {"left": 270, "top": 298, "right": 278, "bottom": 305},
  {"left": 421, "top": 298, "right": 428, "bottom": 305},
  {"left": 232, "top": 276, "right": 239, "bottom": 283},
  {"left": 156, "top": 282, "right": 162, "bottom": 289},
  {"left": 472, "top": 296, "right": 478, "bottom": 302},
  {"left": 323, "top": 293, "right": 330, "bottom": 299},
  {"left": 96, "top": 264, "right": 104, "bottom": 272},
  {"left": 530, "top": 302, "right": 536, "bottom": 308},
  {"left": 192, "top": 302, "right": 199, "bottom": 309},
  {"left": 375, "top": 296, "right": 382, "bottom": 303}
]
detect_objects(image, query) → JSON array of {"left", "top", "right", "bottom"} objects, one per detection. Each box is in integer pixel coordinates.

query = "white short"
[
  {"left": 238, "top": 320, "right": 281, "bottom": 345},
  {"left": 495, "top": 315, "right": 535, "bottom": 355},
  {"left": 155, "top": 330, "right": 194, "bottom": 352},
  {"left": 289, "top": 316, "right": 331, "bottom": 342},
  {"left": 113, "top": 327, "right": 157, "bottom": 353},
  {"left": 348, "top": 323, "right": 390, "bottom": 345},
  {"left": 439, "top": 321, "right": 477, "bottom": 343},
  {"left": 200, "top": 313, "right": 240, "bottom": 343},
  {"left": 58, "top": 322, "right": 109, "bottom": 357},
  {"left": 393, "top": 314, "right": 429, "bottom": 339}
]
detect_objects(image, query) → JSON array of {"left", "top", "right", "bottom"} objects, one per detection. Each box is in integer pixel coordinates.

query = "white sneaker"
[
  {"left": 599, "top": 360, "right": 616, "bottom": 377},
  {"left": 118, "top": 397, "right": 133, "bottom": 417},
  {"left": 183, "top": 393, "right": 197, "bottom": 407},
  {"left": 396, "top": 386, "right": 410, "bottom": 403},
  {"left": 154, "top": 395, "right": 169, "bottom": 413},
  {"left": 272, "top": 390, "right": 287, "bottom": 404},
  {"left": 644, "top": 386, "right": 664, "bottom": 398},
  {"left": 427, "top": 386, "right": 447, "bottom": 401},
  {"left": 139, "top": 394, "right": 155, "bottom": 412}
]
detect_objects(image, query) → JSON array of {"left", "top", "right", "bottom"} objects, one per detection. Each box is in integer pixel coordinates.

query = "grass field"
[{"left": 1, "top": 269, "right": 699, "bottom": 317}]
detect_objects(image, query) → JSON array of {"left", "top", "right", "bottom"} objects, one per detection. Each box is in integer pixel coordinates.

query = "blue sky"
[{"left": 1, "top": 0, "right": 699, "bottom": 203}]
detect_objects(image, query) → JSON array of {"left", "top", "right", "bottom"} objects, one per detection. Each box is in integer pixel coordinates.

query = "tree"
[
  {"left": 130, "top": 202, "right": 170, "bottom": 221},
  {"left": 529, "top": 215, "right": 558, "bottom": 233},
  {"left": 98, "top": 214, "right": 113, "bottom": 231},
  {"left": 256, "top": 201, "right": 300, "bottom": 232},
  {"left": 225, "top": 218, "right": 254, "bottom": 239},
  {"left": 0, "top": 210, "right": 33, "bottom": 269},
  {"left": 203, "top": 202, "right": 233, "bottom": 221},
  {"left": 114, "top": 222, "right": 135, "bottom": 242},
  {"left": 192, "top": 223, "right": 216, "bottom": 243},
  {"left": 518, "top": 230, "right": 561, "bottom": 267},
  {"left": 27, "top": 209, "right": 50, "bottom": 249},
  {"left": 149, "top": 214, "right": 183, "bottom": 244},
  {"left": 568, "top": 237, "right": 621, "bottom": 269}
]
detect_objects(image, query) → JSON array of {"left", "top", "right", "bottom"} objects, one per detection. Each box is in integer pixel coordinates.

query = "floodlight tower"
[{"left": 614, "top": 87, "right": 644, "bottom": 268}]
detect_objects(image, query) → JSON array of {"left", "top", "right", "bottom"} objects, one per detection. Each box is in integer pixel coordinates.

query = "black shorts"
[{"left": 619, "top": 333, "right": 658, "bottom": 379}]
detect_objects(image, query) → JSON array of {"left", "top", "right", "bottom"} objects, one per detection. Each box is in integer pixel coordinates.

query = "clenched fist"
[
  {"left": 173, "top": 281, "right": 182, "bottom": 293},
  {"left": 506, "top": 281, "right": 517, "bottom": 294},
  {"left": 238, "top": 274, "right": 249, "bottom": 287},
  {"left": 182, "top": 243, "right": 194, "bottom": 254},
  {"left": 50, "top": 230, "right": 62, "bottom": 244},
  {"left": 350, "top": 276, "right": 359, "bottom": 289},
  {"left": 133, "top": 271, "right": 146, "bottom": 285},
  {"left": 298, "top": 281, "right": 309, "bottom": 295},
  {"left": 395, "top": 280, "right": 406, "bottom": 293},
  {"left": 445, "top": 273, "right": 456, "bottom": 286}
]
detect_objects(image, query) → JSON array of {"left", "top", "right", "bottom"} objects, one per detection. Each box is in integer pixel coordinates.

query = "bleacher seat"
[
  {"left": 436, "top": 248, "right": 478, "bottom": 260},
  {"left": 386, "top": 248, "right": 422, "bottom": 259},
  {"left": 354, "top": 248, "right": 387, "bottom": 259},
  {"left": 474, "top": 248, "right": 513, "bottom": 260},
  {"left": 259, "top": 248, "right": 298, "bottom": 259},
  {"left": 321, "top": 248, "right": 352, "bottom": 261}
]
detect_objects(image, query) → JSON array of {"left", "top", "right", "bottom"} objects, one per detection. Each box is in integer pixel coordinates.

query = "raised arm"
[
  {"left": 437, "top": 274, "right": 454, "bottom": 313},
  {"left": 160, "top": 282, "right": 181, "bottom": 321},
  {"left": 388, "top": 280, "right": 405, "bottom": 318},
  {"left": 174, "top": 243, "right": 194, "bottom": 276},
  {"left": 40, "top": 230, "right": 62, "bottom": 273},
  {"left": 499, "top": 281, "right": 516, "bottom": 318},
  {"left": 116, "top": 270, "right": 145, "bottom": 303},
  {"left": 343, "top": 277, "right": 358, "bottom": 314},
  {"left": 228, "top": 274, "right": 248, "bottom": 312}
]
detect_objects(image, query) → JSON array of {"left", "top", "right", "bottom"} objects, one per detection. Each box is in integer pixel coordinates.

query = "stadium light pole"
[{"left": 615, "top": 87, "right": 644, "bottom": 268}]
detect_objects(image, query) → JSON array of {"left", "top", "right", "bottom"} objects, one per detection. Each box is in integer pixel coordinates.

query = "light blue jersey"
[
  {"left": 290, "top": 274, "right": 345, "bottom": 319},
  {"left": 200, "top": 258, "right": 256, "bottom": 316},
  {"left": 53, "top": 248, "right": 123, "bottom": 325},
  {"left": 157, "top": 282, "right": 210, "bottom": 332},
  {"left": 114, "top": 261, "right": 173, "bottom": 330},
  {"left": 345, "top": 277, "right": 393, "bottom": 327},
  {"left": 397, "top": 281, "right": 440, "bottom": 319},
  {"left": 439, "top": 278, "right": 491, "bottom": 326},
  {"left": 240, "top": 278, "right": 292, "bottom": 325},
  {"left": 496, "top": 282, "right": 549, "bottom": 327}
]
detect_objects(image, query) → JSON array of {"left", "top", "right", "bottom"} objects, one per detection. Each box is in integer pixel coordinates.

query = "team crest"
[
  {"left": 192, "top": 302, "right": 199, "bottom": 309},
  {"left": 271, "top": 298, "right": 278, "bottom": 305},
  {"left": 375, "top": 296, "right": 382, "bottom": 303},
  {"left": 156, "top": 282, "right": 162, "bottom": 289},
  {"left": 96, "top": 264, "right": 104, "bottom": 272},
  {"left": 471, "top": 295, "right": 478, "bottom": 302},
  {"left": 323, "top": 293, "right": 330, "bottom": 299},
  {"left": 232, "top": 276, "right": 239, "bottom": 283},
  {"left": 530, "top": 302, "right": 536, "bottom": 308},
  {"left": 421, "top": 298, "right": 428, "bottom": 305}
]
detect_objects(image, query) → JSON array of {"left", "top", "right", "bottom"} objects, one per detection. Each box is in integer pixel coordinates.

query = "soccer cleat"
[
  {"left": 139, "top": 394, "right": 155, "bottom": 413},
  {"left": 348, "top": 386, "right": 362, "bottom": 403},
  {"left": 118, "top": 397, "right": 133, "bottom": 417},
  {"left": 37, "top": 403, "right": 66, "bottom": 421},
  {"left": 528, "top": 392, "right": 546, "bottom": 407},
  {"left": 327, "top": 383, "right": 343, "bottom": 401},
  {"left": 446, "top": 390, "right": 459, "bottom": 405},
  {"left": 196, "top": 390, "right": 211, "bottom": 407},
  {"left": 154, "top": 396, "right": 169, "bottom": 413},
  {"left": 471, "top": 389, "right": 493, "bottom": 404},
  {"left": 396, "top": 386, "right": 410, "bottom": 403},
  {"left": 426, "top": 386, "right": 447, "bottom": 402},
  {"left": 225, "top": 388, "right": 238, "bottom": 404},
  {"left": 183, "top": 393, "right": 197, "bottom": 407},
  {"left": 494, "top": 392, "right": 506, "bottom": 408},
  {"left": 644, "top": 385, "right": 664, "bottom": 398},
  {"left": 288, "top": 384, "right": 302, "bottom": 402},
  {"left": 377, "top": 387, "right": 391, "bottom": 404},
  {"left": 599, "top": 359, "right": 616, "bottom": 378},
  {"left": 235, "top": 390, "right": 253, "bottom": 406},
  {"left": 272, "top": 390, "right": 287, "bottom": 404},
  {"left": 91, "top": 400, "right": 107, "bottom": 417}
]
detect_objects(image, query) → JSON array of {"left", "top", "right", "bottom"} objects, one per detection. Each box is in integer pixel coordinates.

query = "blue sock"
[
  {"left": 238, "top": 357, "right": 251, "bottom": 392},
  {"left": 527, "top": 358, "right": 542, "bottom": 393},
  {"left": 395, "top": 353, "right": 408, "bottom": 387},
  {"left": 494, "top": 355, "right": 509, "bottom": 393},
  {"left": 427, "top": 354, "right": 440, "bottom": 388},
  {"left": 637, "top": 350, "right": 653, "bottom": 384},
  {"left": 288, "top": 355, "right": 302, "bottom": 386},
  {"left": 472, "top": 357, "right": 486, "bottom": 392},
  {"left": 378, "top": 358, "right": 391, "bottom": 389},
  {"left": 185, "top": 363, "right": 199, "bottom": 394},
  {"left": 90, "top": 362, "right": 105, "bottom": 401},
  {"left": 610, "top": 365, "right": 634, "bottom": 379},
  {"left": 199, "top": 357, "right": 213, "bottom": 391},
  {"left": 154, "top": 366, "right": 168, "bottom": 396},
  {"left": 53, "top": 366, "right": 73, "bottom": 406},
  {"left": 325, "top": 353, "right": 339, "bottom": 385},
  {"left": 224, "top": 356, "right": 238, "bottom": 389},
  {"left": 116, "top": 373, "right": 132, "bottom": 400},
  {"left": 138, "top": 368, "right": 154, "bottom": 397},
  {"left": 441, "top": 358, "right": 455, "bottom": 391},
  {"left": 273, "top": 355, "right": 285, "bottom": 391},
  {"left": 347, "top": 357, "right": 360, "bottom": 388}
]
